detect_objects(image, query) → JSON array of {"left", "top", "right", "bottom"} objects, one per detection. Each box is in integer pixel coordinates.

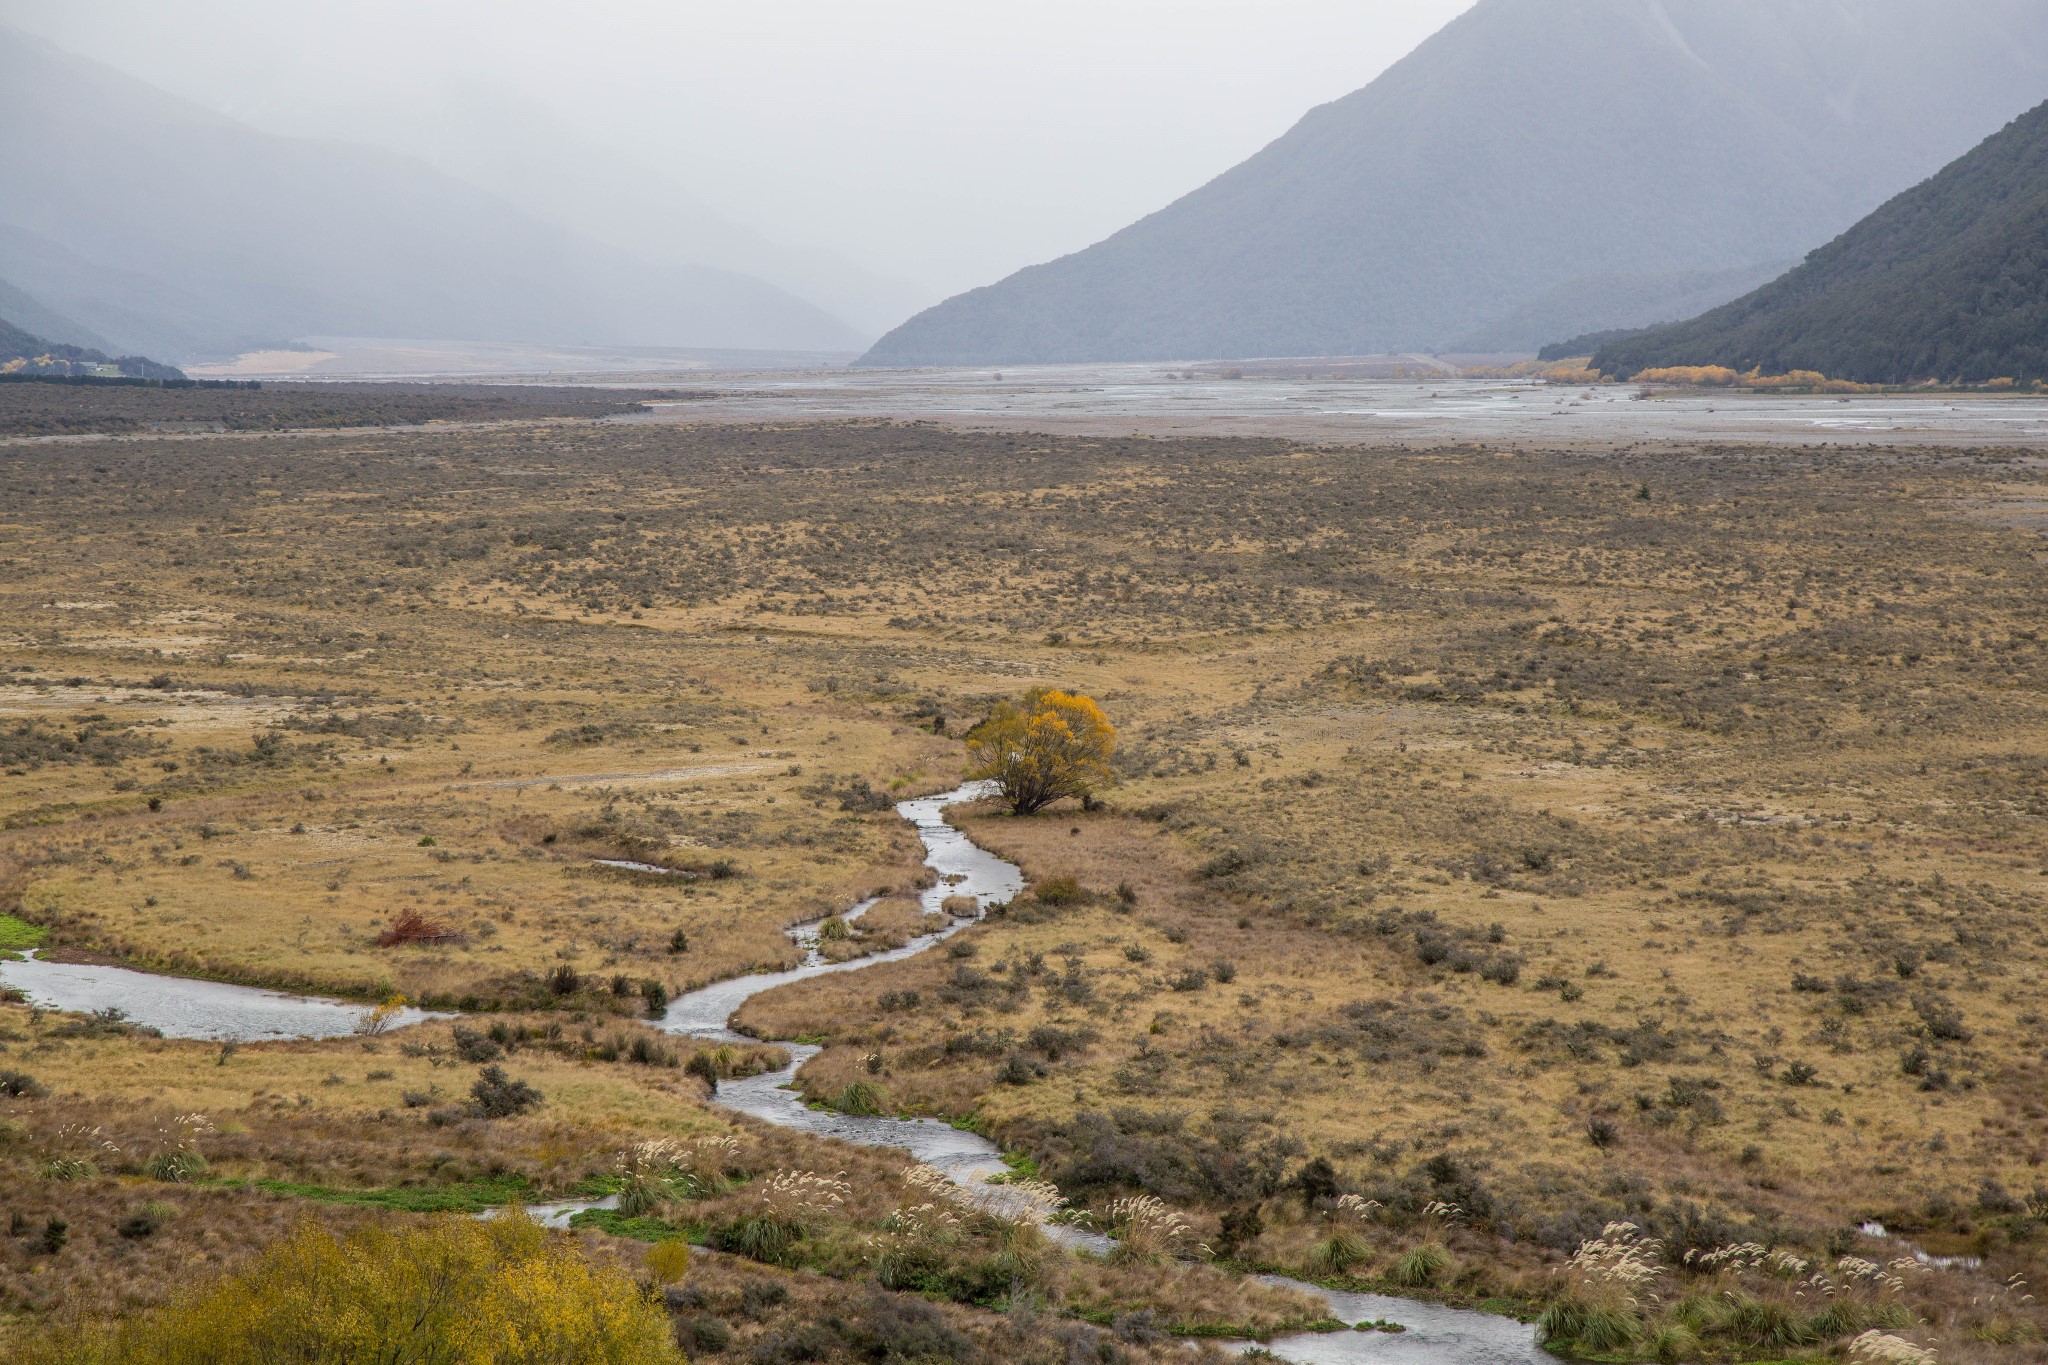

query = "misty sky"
[{"left": 6, "top": 1, "right": 1474, "bottom": 307}]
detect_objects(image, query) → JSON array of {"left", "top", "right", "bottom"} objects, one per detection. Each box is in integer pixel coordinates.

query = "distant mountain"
[
  {"left": 860, "top": 0, "right": 2048, "bottom": 367},
  {"left": 0, "top": 314, "right": 184, "bottom": 380},
  {"left": 0, "top": 276, "right": 114, "bottom": 353},
  {"left": 0, "top": 26, "right": 865, "bottom": 361},
  {"left": 1592, "top": 102, "right": 2048, "bottom": 385},
  {"left": 202, "top": 78, "right": 927, "bottom": 339}
]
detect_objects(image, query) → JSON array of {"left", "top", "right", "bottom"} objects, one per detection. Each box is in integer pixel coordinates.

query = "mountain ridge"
[
  {"left": 0, "top": 25, "right": 866, "bottom": 361},
  {"left": 1591, "top": 100, "right": 2048, "bottom": 385},
  {"left": 859, "top": 0, "right": 2048, "bottom": 367}
]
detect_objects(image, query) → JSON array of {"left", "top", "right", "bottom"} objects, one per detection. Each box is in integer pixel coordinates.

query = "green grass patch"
[
  {"left": 998, "top": 1150, "right": 1040, "bottom": 1179},
  {"left": 569, "top": 1208, "right": 710, "bottom": 1244},
  {"left": 0, "top": 915, "right": 48, "bottom": 950},
  {"left": 249, "top": 1174, "right": 536, "bottom": 1213}
]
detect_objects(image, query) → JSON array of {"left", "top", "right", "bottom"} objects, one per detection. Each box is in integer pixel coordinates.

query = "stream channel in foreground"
[{"left": 0, "top": 782, "right": 1543, "bottom": 1363}]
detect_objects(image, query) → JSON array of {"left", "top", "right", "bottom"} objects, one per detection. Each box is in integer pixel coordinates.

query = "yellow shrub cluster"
[
  {"left": 1631, "top": 366, "right": 1743, "bottom": 386},
  {"left": 1632, "top": 365, "right": 1885, "bottom": 393},
  {"left": 30, "top": 1216, "right": 682, "bottom": 1364}
]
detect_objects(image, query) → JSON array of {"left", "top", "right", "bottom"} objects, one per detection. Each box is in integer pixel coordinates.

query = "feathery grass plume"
[
  {"left": 1685, "top": 1241, "right": 1769, "bottom": 1276},
  {"left": 1847, "top": 1331, "right": 1937, "bottom": 1365},
  {"left": 712, "top": 1168, "right": 850, "bottom": 1266},
  {"left": 870, "top": 1198, "right": 966, "bottom": 1289},
  {"left": 1102, "top": 1194, "right": 1206, "bottom": 1264},
  {"left": 1385, "top": 1198, "right": 1459, "bottom": 1287},
  {"left": 615, "top": 1138, "right": 687, "bottom": 1218},
  {"left": 757, "top": 1169, "right": 850, "bottom": 1221},
  {"left": 143, "top": 1112, "right": 212, "bottom": 1183},
  {"left": 1541, "top": 1222, "right": 1662, "bottom": 1351},
  {"left": 980, "top": 1177, "right": 1067, "bottom": 1227},
  {"left": 1307, "top": 1194, "right": 1380, "bottom": 1276},
  {"left": 42, "top": 1123, "right": 120, "bottom": 1181},
  {"left": 904, "top": 1164, "right": 965, "bottom": 1205},
  {"left": 677, "top": 1133, "right": 743, "bottom": 1190}
]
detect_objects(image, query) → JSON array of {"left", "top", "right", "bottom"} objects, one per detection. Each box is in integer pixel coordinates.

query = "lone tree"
[{"left": 966, "top": 688, "right": 1116, "bottom": 815}]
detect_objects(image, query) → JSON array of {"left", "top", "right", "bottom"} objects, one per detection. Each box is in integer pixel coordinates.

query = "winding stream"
[
  {"left": 0, "top": 950, "right": 447, "bottom": 1040},
  {"left": 1, "top": 781, "right": 1542, "bottom": 1359},
  {"left": 657, "top": 782, "right": 1546, "bottom": 1364}
]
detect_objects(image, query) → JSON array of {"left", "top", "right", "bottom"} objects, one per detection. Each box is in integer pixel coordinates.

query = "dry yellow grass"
[{"left": 1, "top": 415, "right": 2044, "bottom": 1358}]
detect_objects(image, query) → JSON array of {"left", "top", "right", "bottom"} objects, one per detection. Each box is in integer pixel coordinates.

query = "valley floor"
[{"left": 0, "top": 394, "right": 2043, "bottom": 1360}]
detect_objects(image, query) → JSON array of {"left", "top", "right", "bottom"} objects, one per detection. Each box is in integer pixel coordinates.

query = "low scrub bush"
[
  {"left": 20, "top": 1215, "right": 681, "bottom": 1362},
  {"left": 469, "top": 1064, "right": 544, "bottom": 1118}
]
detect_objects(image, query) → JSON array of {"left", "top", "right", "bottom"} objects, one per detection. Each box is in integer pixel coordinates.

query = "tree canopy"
[{"left": 966, "top": 688, "right": 1116, "bottom": 816}]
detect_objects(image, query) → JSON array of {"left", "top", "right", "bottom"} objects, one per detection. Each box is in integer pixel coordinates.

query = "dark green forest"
[{"left": 1593, "top": 101, "right": 2048, "bottom": 385}]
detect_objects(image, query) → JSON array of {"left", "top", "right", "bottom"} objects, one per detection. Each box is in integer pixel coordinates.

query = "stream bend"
[{"left": 659, "top": 783, "right": 1547, "bottom": 1365}]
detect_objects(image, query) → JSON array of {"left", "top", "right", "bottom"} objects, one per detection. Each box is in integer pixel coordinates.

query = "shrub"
[
  {"left": 667, "top": 927, "right": 690, "bottom": 954},
  {"left": 547, "top": 965, "right": 581, "bottom": 996},
  {"left": 39, "top": 1215, "right": 679, "bottom": 1361},
  {"left": 1913, "top": 994, "right": 1971, "bottom": 1042},
  {"left": 710, "top": 1214, "right": 806, "bottom": 1267},
  {"left": 469, "top": 1065, "right": 543, "bottom": 1118},
  {"left": 42, "top": 1218, "right": 68, "bottom": 1255},
  {"left": 451, "top": 1026, "right": 503, "bottom": 1063},
  {"left": 117, "top": 1206, "right": 166, "bottom": 1240},
  {"left": 375, "top": 909, "right": 457, "bottom": 947},
  {"left": 0, "top": 1070, "right": 46, "bottom": 1098},
  {"left": 1033, "top": 876, "right": 1084, "bottom": 906},
  {"left": 678, "top": 1315, "right": 731, "bottom": 1354},
  {"left": 645, "top": 1239, "right": 692, "bottom": 1285},
  {"left": 1480, "top": 954, "right": 1522, "bottom": 986},
  {"left": 1213, "top": 1204, "right": 1265, "bottom": 1259},
  {"left": 1305, "top": 1229, "right": 1371, "bottom": 1276},
  {"left": 641, "top": 979, "right": 670, "bottom": 1016},
  {"left": 833, "top": 1080, "right": 887, "bottom": 1115}
]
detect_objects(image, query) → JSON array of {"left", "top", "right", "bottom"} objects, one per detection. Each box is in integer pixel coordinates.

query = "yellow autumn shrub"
[{"left": 27, "top": 1215, "right": 681, "bottom": 1364}]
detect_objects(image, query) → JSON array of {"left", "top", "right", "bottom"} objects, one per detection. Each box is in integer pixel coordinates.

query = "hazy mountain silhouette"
[
  {"left": 0, "top": 26, "right": 865, "bottom": 361},
  {"left": 1592, "top": 101, "right": 2048, "bottom": 385},
  {"left": 207, "top": 76, "right": 928, "bottom": 339},
  {"left": 0, "top": 313, "right": 184, "bottom": 380},
  {"left": 860, "top": 0, "right": 2048, "bottom": 367}
]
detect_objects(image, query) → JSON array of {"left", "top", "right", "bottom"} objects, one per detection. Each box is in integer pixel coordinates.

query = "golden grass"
[{"left": 0, "top": 416, "right": 2043, "bottom": 1358}]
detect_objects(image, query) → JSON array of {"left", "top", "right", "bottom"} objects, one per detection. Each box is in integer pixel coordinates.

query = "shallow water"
[
  {"left": 0, "top": 951, "right": 445, "bottom": 1041},
  {"left": 657, "top": 782, "right": 1545, "bottom": 1363}
]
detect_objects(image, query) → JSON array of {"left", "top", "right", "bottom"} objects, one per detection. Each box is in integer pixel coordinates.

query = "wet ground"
[{"left": 620, "top": 364, "right": 2048, "bottom": 447}]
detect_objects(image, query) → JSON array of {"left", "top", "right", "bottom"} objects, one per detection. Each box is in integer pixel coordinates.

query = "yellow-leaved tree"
[
  {"left": 29, "top": 1215, "right": 682, "bottom": 1364},
  {"left": 966, "top": 688, "right": 1116, "bottom": 815}
]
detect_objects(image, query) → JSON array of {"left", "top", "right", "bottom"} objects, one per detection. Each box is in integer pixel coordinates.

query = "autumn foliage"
[
  {"left": 30, "top": 1215, "right": 681, "bottom": 1363},
  {"left": 966, "top": 688, "right": 1116, "bottom": 815}
]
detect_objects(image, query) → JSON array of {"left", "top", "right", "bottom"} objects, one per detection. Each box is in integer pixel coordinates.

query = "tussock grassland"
[{"left": 0, "top": 415, "right": 2044, "bottom": 1360}]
